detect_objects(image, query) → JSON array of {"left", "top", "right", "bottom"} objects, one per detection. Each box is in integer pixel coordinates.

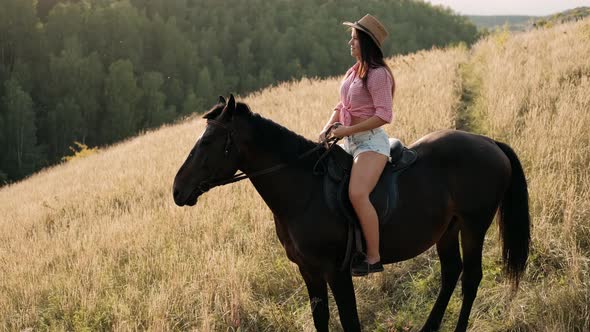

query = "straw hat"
[{"left": 343, "top": 14, "right": 389, "bottom": 52}]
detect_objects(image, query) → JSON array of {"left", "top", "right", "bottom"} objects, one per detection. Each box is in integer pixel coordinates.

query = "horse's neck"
[{"left": 240, "top": 147, "right": 317, "bottom": 219}]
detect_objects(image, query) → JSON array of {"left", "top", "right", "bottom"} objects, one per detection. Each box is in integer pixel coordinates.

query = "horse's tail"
[{"left": 495, "top": 140, "right": 530, "bottom": 290}]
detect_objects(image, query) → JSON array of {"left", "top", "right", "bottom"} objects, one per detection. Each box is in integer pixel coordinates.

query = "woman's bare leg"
[{"left": 349, "top": 151, "right": 388, "bottom": 263}]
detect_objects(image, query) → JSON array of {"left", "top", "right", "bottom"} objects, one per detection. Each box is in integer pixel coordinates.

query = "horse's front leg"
[
  {"left": 327, "top": 271, "right": 361, "bottom": 331},
  {"left": 299, "top": 267, "right": 330, "bottom": 332}
]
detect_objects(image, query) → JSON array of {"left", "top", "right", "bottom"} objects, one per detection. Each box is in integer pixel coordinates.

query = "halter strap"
[{"left": 207, "top": 119, "right": 231, "bottom": 131}]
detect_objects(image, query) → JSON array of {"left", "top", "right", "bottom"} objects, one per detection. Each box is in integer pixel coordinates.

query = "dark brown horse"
[{"left": 173, "top": 95, "right": 530, "bottom": 332}]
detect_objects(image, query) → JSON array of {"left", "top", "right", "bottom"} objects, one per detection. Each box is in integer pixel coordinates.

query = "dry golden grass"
[
  {"left": 1, "top": 19, "right": 589, "bottom": 331},
  {"left": 464, "top": 19, "right": 590, "bottom": 331}
]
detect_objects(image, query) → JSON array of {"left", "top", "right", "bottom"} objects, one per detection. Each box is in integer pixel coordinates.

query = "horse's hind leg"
[
  {"left": 454, "top": 216, "right": 491, "bottom": 332},
  {"left": 420, "top": 218, "right": 462, "bottom": 332}
]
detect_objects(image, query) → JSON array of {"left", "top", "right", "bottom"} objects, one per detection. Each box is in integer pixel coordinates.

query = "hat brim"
[{"left": 342, "top": 21, "right": 384, "bottom": 52}]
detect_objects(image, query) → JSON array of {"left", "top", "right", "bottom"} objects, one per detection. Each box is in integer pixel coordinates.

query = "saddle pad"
[{"left": 323, "top": 147, "right": 407, "bottom": 226}]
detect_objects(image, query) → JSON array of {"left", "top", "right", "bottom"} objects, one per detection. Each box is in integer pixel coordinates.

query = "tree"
[
  {"left": 44, "top": 37, "right": 103, "bottom": 154},
  {"left": 46, "top": 97, "right": 83, "bottom": 159},
  {"left": 0, "top": 79, "right": 41, "bottom": 178},
  {"left": 0, "top": 0, "right": 481, "bottom": 182},
  {"left": 0, "top": 113, "right": 5, "bottom": 183},
  {"left": 76, "top": 52, "right": 105, "bottom": 145},
  {"left": 258, "top": 68, "right": 275, "bottom": 89},
  {"left": 139, "top": 71, "right": 173, "bottom": 127},
  {"left": 196, "top": 67, "right": 213, "bottom": 103},
  {"left": 307, "top": 42, "right": 331, "bottom": 77},
  {"left": 92, "top": 1, "right": 145, "bottom": 68},
  {"left": 102, "top": 60, "right": 142, "bottom": 143},
  {"left": 0, "top": 0, "right": 40, "bottom": 85},
  {"left": 182, "top": 91, "right": 202, "bottom": 116},
  {"left": 237, "top": 38, "right": 253, "bottom": 79},
  {"left": 0, "top": 169, "right": 7, "bottom": 184},
  {"left": 209, "top": 56, "right": 226, "bottom": 94},
  {"left": 43, "top": 1, "right": 86, "bottom": 55}
]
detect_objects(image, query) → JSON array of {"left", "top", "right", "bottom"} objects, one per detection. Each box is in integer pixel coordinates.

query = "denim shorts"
[{"left": 341, "top": 127, "right": 390, "bottom": 160}]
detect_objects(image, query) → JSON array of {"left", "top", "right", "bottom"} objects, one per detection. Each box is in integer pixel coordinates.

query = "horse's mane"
[
  {"left": 248, "top": 109, "right": 322, "bottom": 166},
  {"left": 202, "top": 101, "right": 323, "bottom": 166}
]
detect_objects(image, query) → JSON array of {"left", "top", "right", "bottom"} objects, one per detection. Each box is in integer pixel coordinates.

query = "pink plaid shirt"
[{"left": 334, "top": 62, "right": 394, "bottom": 126}]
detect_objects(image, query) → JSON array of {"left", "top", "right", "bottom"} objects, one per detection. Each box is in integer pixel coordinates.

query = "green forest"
[{"left": 0, "top": 0, "right": 479, "bottom": 184}]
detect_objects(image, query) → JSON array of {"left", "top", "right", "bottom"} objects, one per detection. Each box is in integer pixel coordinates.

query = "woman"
[{"left": 319, "top": 14, "right": 395, "bottom": 276}]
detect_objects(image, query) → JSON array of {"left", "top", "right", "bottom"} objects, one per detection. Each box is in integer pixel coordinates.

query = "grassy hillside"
[
  {"left": 1, "top": 18, "right": 590, "bottom": 331},
  {"left": 468, "top": 7, "right": 590, "bottom": 32},
  {"left": 534, "top": 6, "right": 590, "bottom": 28},
  {"left": 467, "top": 15, "right": 536, "bottom": 31}
]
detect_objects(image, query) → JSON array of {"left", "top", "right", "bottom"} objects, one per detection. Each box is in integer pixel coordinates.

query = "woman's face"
[{"left": 348, "top": 29, "right": 360, "bottom": 60}]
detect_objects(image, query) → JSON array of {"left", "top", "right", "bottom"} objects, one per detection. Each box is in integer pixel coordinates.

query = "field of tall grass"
[{"left": 1, "top": 18, "right": 589, "bottom": 331}]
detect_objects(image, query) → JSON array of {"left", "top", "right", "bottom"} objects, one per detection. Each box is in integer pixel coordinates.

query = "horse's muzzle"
[{"left": 173, "top": 183, "right": 209, "bottom": 206}]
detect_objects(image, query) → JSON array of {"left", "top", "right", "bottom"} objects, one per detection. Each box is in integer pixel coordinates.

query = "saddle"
[{"left": 320, "top": 138, "right": 418, "bottom": 271}]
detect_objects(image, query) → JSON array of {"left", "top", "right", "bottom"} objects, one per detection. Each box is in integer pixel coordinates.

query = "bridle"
[{"left": 193, "top": 120, "right": 342, "bottom": 195}]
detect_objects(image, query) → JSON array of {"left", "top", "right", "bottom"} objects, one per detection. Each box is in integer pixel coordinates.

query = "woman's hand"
[
  {"left": 331, "top": 125, "right": 352, "bottom": 138},
  {"left": 319, "top": 122, "right": 349, "bottom": 141},
  {"left": 318, "top": 127, "right": 331, "bottom": 142}
]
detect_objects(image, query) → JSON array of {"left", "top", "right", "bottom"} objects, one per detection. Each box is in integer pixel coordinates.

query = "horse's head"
[{"left": 173, "top": 94, "right": 249, "bottom": 206}]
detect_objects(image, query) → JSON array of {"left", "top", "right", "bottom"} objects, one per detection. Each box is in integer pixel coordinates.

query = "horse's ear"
[
  {"left": 218, "top": 95, "right": 226, "bottom": 105},
  {"left": 227, "top": 94, "right": 236, "bottom": 114},
  {"left": 221, "top": 94, "right": 236, "bottom": 120}
]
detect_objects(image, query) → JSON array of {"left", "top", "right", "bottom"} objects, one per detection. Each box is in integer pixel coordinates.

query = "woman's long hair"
[{"left": 355, "top": 28, "right": 395, "bottom": 96}]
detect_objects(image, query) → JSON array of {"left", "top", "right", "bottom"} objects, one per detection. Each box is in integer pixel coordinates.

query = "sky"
[{"left": 423, "top": 0, "right": 590, "bottom": 16}]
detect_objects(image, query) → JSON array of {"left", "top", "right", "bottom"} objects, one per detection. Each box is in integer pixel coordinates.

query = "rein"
[{"left": 196, "top": 120, "right": 342, "bottom": 194}]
